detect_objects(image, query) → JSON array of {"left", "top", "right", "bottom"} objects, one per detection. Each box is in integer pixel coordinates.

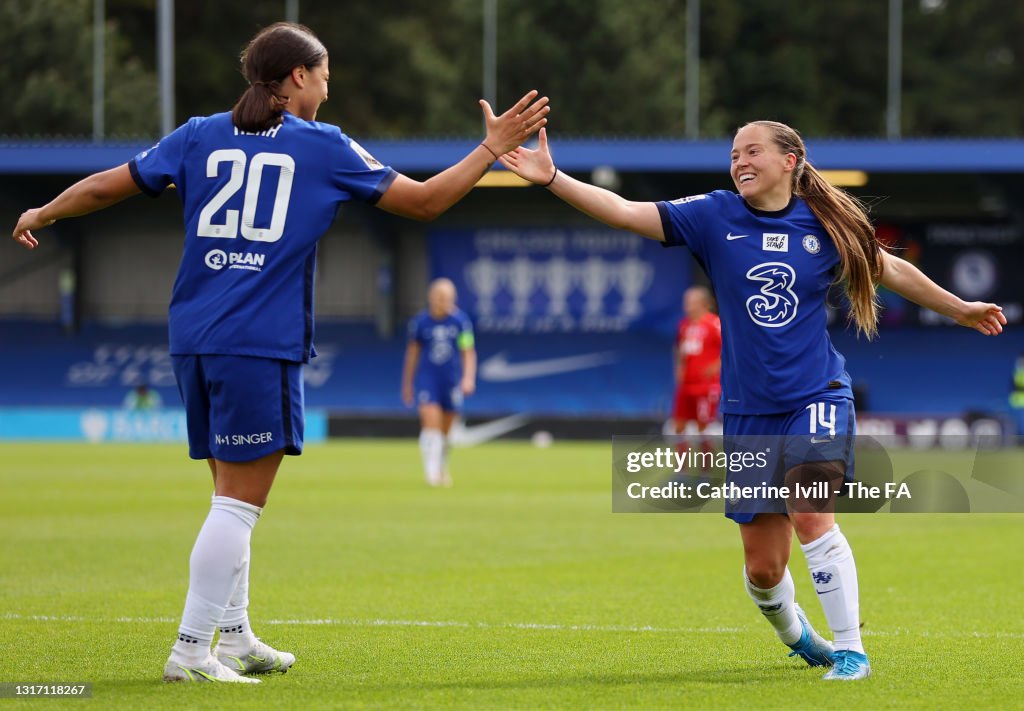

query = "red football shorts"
[{"left": 672, "top": 385, "right": 720, "bottom": 427}]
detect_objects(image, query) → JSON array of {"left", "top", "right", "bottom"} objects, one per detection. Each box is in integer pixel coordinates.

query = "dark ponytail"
[{"left": 232, "top": 23, "right": 327, "bottom": 133}]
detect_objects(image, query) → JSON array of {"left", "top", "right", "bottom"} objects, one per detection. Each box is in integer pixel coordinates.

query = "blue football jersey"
[
  {"left": 130, "top": 111, "right": 397, "bottom": 362},
  {"left": 408, "top": 309, "right": 475, "bottom": 382},
  {"left": 657, "top": 190, "right": 853, "bottom": 415}
]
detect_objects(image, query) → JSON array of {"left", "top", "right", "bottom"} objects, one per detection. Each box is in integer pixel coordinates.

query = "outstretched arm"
[
  {"left": 879, "top": 250, "right": 1006, "bottom": 335},
  {"left": 377, "top": 90, "right": 550, "bottom": 222},
  {"left": 500, "top": 128, "right": 664, "bottom": 241},
  {"left": 460, "top": 347, "right": 477, "bottom": 396},
  {"left": 401, "top": 341, "right": 422, "bottom": 407},
  {"left": 12, "top": 164, "right": 141, "bottom": 249}
]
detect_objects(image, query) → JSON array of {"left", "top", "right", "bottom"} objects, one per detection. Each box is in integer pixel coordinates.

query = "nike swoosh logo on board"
[{"left": 479, "top": 352, "right": 618, "bottom": 382}]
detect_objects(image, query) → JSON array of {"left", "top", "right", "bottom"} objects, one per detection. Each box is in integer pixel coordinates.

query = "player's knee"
[
  {"left": 744, "top": 559, "right": 787, "bottom": 589},
  {"left": 419, "top": 405, "right": 443, "bottom": 429},
  {"left": 790, "top": 512, "right": 834, "bottom": 544},
  {"left": 216, "top": 485, "right": 270, "bottom": 508}
]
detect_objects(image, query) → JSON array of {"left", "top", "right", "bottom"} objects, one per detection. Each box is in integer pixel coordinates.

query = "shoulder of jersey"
[
  {"left": 284, "top": 114, "right": 339, "bottom": 139},
  {"left": 668, "top": 189, "right": 733, "bottom": 206},
  {"left": 667, "top": 189, "right": 741, "bottom": 208},
  {"left": 312, "top": 118, "right": 345, "bottom": 137},
  {"left": 180, "top": 113, "right": 218, "bottom": 136},
  {"left": 199, "top": 111, "right": 252, "bottom": 137}
]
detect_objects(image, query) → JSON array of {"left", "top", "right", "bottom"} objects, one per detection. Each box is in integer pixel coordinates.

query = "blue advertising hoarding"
[
  {"left": 0, "top": 408, "right": 327, "bottom": 444},
  {"left": 428, "top": 227, "right": 692, "bottom": 336}
]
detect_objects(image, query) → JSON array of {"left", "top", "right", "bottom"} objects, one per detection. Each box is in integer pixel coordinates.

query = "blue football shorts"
[
  {"left": 723, "top": 396, "right": 856, "bottom": 524},
  {"left": 172, "top": 354, "right": 304, "bottom": 462},
  {"left": 415, "top": 374, "right": 463, "bottom": 412}
]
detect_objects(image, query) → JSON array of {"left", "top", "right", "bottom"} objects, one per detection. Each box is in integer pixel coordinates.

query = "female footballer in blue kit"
[
  {"left": 402, "top": 278, "right": 476, "bottom": 487},
  {"left": 501, "top": 122, "right": 1006, "bottom": 680},
  {"left": 12, "top": 23, "right": 549, "bottom": 683}
]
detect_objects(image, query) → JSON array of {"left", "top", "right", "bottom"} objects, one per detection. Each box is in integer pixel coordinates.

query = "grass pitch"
[{"left": 1, "top": 440, "right": 1022, "bottom": 709}]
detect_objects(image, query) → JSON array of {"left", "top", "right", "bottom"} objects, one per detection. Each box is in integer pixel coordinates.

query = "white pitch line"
[
  {"left": 3, "top": 613, "right": 1023, "bottom": 640},
  {"left": 263, "top": 618, "right": 747, "bottom": 634}
]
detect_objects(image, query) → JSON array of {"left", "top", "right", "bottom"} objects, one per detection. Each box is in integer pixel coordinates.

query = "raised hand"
[
  {"left": 479, "top": 90, "right": 550, "bottom": 157},
  {"left": 499, "top": 127, "right": 556, "bottom": 186},
  {"left": 956, "top": 302, "right": 1007, "bottom": 336}
]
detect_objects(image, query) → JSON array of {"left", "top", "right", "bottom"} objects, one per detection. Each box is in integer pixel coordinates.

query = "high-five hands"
[
  {"left": 480, "top": 90, "right": 550, "bottom": 158},
  {"left": 500, "top": 127, "right": 556, "bottom": 186}
]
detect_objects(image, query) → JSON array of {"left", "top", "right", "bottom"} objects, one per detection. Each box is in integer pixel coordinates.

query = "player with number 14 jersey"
[
  {"left": 497, "top": 118, "right": 1004, "bottom": 682},
  {"left": 659, "top": 191, "right": 851, "bottom": 415}
]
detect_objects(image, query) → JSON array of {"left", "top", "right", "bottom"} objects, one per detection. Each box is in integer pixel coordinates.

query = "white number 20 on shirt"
[{"left": 196, "top": 149, "right": 295, "bottom": 243}]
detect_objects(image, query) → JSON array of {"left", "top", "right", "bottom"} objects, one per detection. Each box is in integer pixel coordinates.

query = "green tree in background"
[
  {"left": 3, "top": 1, "right": 1024, "bottom": 139},
  {"left": 0, "top": 0, "right": 158, "bottom": 138},
  {"left": 902, "top": 0, "right": 1024, "bottom": 136},
  {"left": 497, "top": 0, "right": 688, "bottom": 136},
  {"left": 701, "top": 1, "right": 889, "bottom": 136}
]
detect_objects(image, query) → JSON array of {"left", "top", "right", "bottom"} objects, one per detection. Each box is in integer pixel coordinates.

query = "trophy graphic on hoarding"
[
  {"left": 465, "top": 256, "right": 501, "bottom": 318},
  {"left": 618, "top": 256, "right": 654, "bottom": 318}
]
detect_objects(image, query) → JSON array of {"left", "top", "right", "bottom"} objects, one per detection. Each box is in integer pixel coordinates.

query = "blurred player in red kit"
[{"left": 673, "top": 286, "right": 721, "bottom": 435}]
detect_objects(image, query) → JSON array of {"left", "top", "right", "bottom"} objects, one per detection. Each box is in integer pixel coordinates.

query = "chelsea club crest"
[{"left": 802, "top": 235, "right": 821, "bottom": 254}]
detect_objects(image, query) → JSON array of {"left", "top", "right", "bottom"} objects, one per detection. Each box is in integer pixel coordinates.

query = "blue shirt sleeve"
[
  {"left": 333, "top": 133, "right": 398, "bottom": 205},
  {"left": 407, "top": 316, "right": 422, "bottom": 344},
  {"left": 128, "top": 119, "right": 196, "bottom": 197},
  {"left": 655, "top": 193, "right": 714, "bottom": 264}
]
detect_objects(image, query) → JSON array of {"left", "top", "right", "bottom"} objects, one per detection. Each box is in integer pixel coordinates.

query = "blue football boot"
[
  {"left": 786, "top": 603, "right": 835, "bottom": 667},
  {"left": 822, "top": 649, "right": 871, "bottom": 680}
]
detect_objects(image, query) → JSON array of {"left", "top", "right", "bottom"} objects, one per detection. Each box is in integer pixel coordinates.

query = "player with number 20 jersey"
[
  {"left": 132, "top": 111, "right": 395, "bottom": 364},
  {"left": 13, "top": 22, "right": 551, "bottom": 684}
]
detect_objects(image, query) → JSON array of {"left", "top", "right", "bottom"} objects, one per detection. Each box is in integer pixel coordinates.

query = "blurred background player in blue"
[
  {"left": 402, "top": 278, "right": 476, "bottom": 487},
  {"left": 502, "top": 122, "right": 1005, "bottom": 681},
  {"left": 12, "top": 22, "right": 548, "bottom": 684}
]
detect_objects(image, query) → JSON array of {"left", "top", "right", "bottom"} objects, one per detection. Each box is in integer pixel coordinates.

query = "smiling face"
[{"left": 730, "top": 123, "right": 798, "bottom": 211}]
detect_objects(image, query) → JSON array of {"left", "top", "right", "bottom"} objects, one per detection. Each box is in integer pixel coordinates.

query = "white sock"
[
  {"left": 744, "top": 567, "right": 804, "bottom": 645},
  {"left": 419, "top": 428, "right": 444, "bottom": 485},
  {"left": 441, "top": 438, "right": 451, "bottom": 477},
  {"left": 171, "top": 496, "right": 261, "bottom": 662},
  {"left": 801, "top": 523, "right": 864, "bottom": 654},
  {"left": 216, "top": 551, "right": 259, "bottom": 653}
]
